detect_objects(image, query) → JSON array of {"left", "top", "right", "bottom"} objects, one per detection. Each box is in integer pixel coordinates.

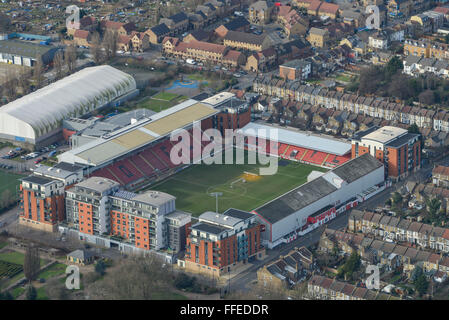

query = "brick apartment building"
[
  {"left": 184, "top": 209, "right": 265, "bottom": 276},
  {"left": 64, "top": 177, "right": 191, "bottom": 253},
  {"left": 202, "top": 92, "right": 252, "bottom": 135},
  {"left": 351, "top": 126, "right": 421, "bottom": 179},
  {"left": 279, "top": 59, "right": 311, "bottom": 81},
  {"left": 65, "top": 176, "right": 121, "bottom": 236},
  {"left": 162, "top": 37, "right": 246, "bottom": 68},
  {"left": 20, "top": 176, "right": 66, "bottom": 233},
  {"left": 109, "top": 190, "right": 190, "bottom": 251},
  {"left": 19, "top": 163, "right": 84, "bottom": 232}
]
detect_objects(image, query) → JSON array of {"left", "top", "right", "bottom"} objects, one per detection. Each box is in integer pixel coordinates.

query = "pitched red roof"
[
  {"left": 433, "top": 6, "right": 449, "bottom": 14},
  {"left": 433, "top": 165, "right": 449, "bottom": 177},
  {"left": 308, "top": 0, "right": 322, "bottom": 11},
  {"left": 74, "top": 29, "right": 89, "bottom": 39},
  {"left": 223, "top": 49, "right": 243, "bottom": 61},
  {"left": 319, "top": 2, "right": 339, "bottom": 15},
  {"left": 185, "top": 40, "right": 227, "bottom": 54},
  {"left": 118, "top": 35, "right": 131, "bottom": 44}
]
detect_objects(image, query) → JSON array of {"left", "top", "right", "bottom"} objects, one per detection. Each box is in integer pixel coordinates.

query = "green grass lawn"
[
  {"left": 36, "top": 286, "right": 49, "bottom": 300},
  {"left": 37, "top": 263, "right": 67, "bottom": 281},
  {"left": 150, "top": 149, "right": 326, "bottom": 216},
  {"left": 0, "top": 251, "right": 48, "bottom": 266},
  {"left": 0, "top": 170, "right": 24, "bottom": 198},
  {"left": 335, "top": 74, "right": 353, "bottom": 82},
  {"left": 135, "top": 94, "right": 188, "bottom": 113},
  {"left": 0, "top": 241, "right": 8, "bottom": 250},
  {"left": 11, "top": 286, "right": 25, "bottom": 299},
  {"left": 152, "top": 91, "right": 179, "bottom": 101}
]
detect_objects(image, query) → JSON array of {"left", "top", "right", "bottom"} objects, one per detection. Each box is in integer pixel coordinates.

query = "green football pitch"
[{"left": 149, "top": 149, "right": 327, "bottom": 216}]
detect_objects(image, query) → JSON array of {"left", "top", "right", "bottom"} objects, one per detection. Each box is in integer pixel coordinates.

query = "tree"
[
  {"left": 33, "top": 58, "right": 45, "bottom": 89},
  {"left": 426, "top": 198, "right": 441, "bottom": 219},
  {"left": 24, "top": 243, "right": 40, "bottom": 282},
  {"left": 95, "top": 260, "right": 106, "bottom": 276},
  {"left": 418, "top": 90, "right": 435, "bottom": 105},
  {"left": 385, "top": 56, "right": 402, "bottom": 79},
  {"left": 414, "top": 274, "right": 429, "bottom": 296},
  {"left": 26, "top": 285, "right": 37, "bottom": 300},
  {"left": 408, "top": 124, "right": 420, "bottom": 134},
  {"left": 392, "top": 192, "right": 403, "bottom": 206},
  {"left": 102, "top": 30, "right": 118, "bottom": 61},
  {"left": 338, "top": 251, "right": 361, "bottom": 280},
  {"left": 1, "top": 189, "right": 13, "bottom": 210},
  {"left": 87, "top": 256, "right": 173, "bottom": 299},
  {"left": 2, "top": 69, "right": 18, "bottom": 102},
  {"left": 64, "top": 44, "right": 77, "bottom": 74},
  {"left": 90, "top": 32, "right": 103, "bottom": 65},
  {"left": 53, "top": 50, "right": 65, "bottom": 80}
]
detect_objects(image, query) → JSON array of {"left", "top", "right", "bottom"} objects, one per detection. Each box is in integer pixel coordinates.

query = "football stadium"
[{"left": 57, "top": 91, "right": 386, "bottom": 248}]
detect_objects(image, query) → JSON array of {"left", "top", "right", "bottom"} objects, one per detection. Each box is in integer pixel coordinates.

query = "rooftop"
[
  {"left": 361, "top": 126, "right": 408, "bottom": 144},
  {"left": 239, "top": 122, "right": 351, "bottom": 156},
  {"left": 254, "top": 154, "right": 382, "bottom": 224},
  {"left": 75, "top": 176, "right": 120, "bottom": 193}
]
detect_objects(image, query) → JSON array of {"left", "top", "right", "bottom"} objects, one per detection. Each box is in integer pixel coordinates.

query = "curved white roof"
[{"left": 0, "top": 65, "right": 136, "bottom": 142}]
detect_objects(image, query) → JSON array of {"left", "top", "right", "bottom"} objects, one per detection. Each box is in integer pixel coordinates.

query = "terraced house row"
[
  {"left": 308, "top": 275, "right": 401, "bottom": 300},
  {"left": 319, "top": 228, "right": 449, "bottom": 278},
  {"left": 253, "top": 77, "right": 449, "bottom": 132},
  {"left": 348, "top": 210, "right": 449, "bottom": 252}
]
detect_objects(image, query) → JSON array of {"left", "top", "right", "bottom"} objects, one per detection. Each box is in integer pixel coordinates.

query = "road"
[
  {"left": 0, "top": 205, "right": 19, "bottom": 231},
  {"left": 225, "top": 207, "right": 351, "bottom": 293}
]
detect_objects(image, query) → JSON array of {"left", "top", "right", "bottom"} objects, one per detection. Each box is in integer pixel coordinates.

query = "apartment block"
[
  {"left": 65, "top": 176, "right": 120, "bottom": 236},
  {"left": 351, "top": 126, "right": 421, "bottom": 179},
  {"left": 20, "top": 176, "right": 66, "bottom": 232},
  {"left": 19, "top": 162, "right": 84, "bottom": 232},
  {"left": 162, "top": 37, "right": 246, "bottom": 68},
  {"left": 109, "top": 190, "right": 190, "bottom": 251},
  {"left": 184, "top": 209, "right": 265, "bottom": 277}
]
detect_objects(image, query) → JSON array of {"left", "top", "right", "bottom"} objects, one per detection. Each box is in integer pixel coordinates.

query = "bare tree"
[
  {"left": 23, "top": 243, "right": 40, "bottom": 282},
  {"left": 53, "top": 50, "right": 65, "bottom": 80},
  {"left": 102, "top": 30, "right": 118, "bottom": 61},
  {"left": 17, "top": 69, "right": 31, "bottom": 96},
  {"left": 2, "top": 69, "right": 18, "bottom": 101},
  {"left": 90, "top": 32, "right": 103, "bottom": 65},
  {"left": 87, "top": 255, "right": 173, "bottom": 299},
  {"left": 33, "top": 59, "right": 44, "bottom": 89},
  {"left": 65, "top": 44, "right": 77, "bottom": 74}
]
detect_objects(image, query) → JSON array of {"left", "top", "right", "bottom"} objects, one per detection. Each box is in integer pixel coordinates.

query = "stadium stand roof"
[
  {"left": 0, "top": 66, "right": 136, "bottom": 144},
  {"left": 58, "top": 100, "right": 218, "bottom": 166},
  {"left": 253, "top": 154, "right": 383, "bottom": 224},
  {"left": 238, "top": 122, "right": 351, "bottom": 156}
]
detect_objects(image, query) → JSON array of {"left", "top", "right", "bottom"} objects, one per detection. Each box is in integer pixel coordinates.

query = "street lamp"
[{"left": 209, "top": 192, "right": 223, "bottom": 213}]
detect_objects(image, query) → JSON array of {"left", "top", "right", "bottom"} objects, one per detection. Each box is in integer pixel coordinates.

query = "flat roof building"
[{"left": 352, "top": 126, "right": 421, "bottom": 178}]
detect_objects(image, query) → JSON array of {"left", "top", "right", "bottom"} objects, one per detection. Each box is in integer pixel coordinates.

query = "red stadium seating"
[
  {"left": 130, "top": 154, "right": 155, "bottom": 176},
  {"left": 141, "top": 148, "right": 168, "bottom": 171},
  {"left": 302, "top": 150, "right": 328, "bottom": 165}
]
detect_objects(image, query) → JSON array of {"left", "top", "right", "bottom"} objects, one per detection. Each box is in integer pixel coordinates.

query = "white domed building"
[{"left": 0, "top": 65, "right": 137, "bottom": 147}]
